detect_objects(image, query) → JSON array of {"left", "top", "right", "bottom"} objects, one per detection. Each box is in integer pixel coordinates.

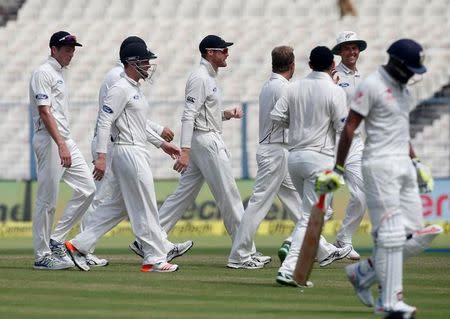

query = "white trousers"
[
  {"left": 71, "top": 145, "right": 172, "bottom": 265},
  {"left": 279, "top": 150, "right": 337, "bottom": 275},
  {"left": 228, "top": 143, "right": 302, "bottom": 263},
  {"left": 336, "top": 136, "right": 367, "bottom": 245},
  {"left": 363, "top": 155, "right": 423, "bottom": 309},
  {"left": 32, "top": 133, "right": 95, "bottom": 260},
  {"left": 159, "top": 131, "right": 244, "bottom": 239}
]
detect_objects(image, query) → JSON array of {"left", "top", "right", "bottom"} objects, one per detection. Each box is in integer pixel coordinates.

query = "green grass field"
[{"left": 0, "top": 235, "right": 449, "bottom": 319}]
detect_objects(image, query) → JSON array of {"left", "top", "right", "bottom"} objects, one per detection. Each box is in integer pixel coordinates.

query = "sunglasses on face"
[
  {"left": 59, "top": 35, "right": 77, "bottom": 42},
  {"left": 206, "top": 48, "right": 228, "bottom": 54}
]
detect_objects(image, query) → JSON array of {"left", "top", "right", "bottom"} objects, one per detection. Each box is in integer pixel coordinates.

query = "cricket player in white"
[
  {"left": 227, "top": 46, "right": 301, "bottom": 269},
  {"left": 331, "top": 31, "right": 368, "bottom": 260},
  {"left": 30, "top": 31, "right": 96, "bottom": 270},
  {"left": 317, "top": 39, "right": 441, "bottom": 318},
  {"left": 65, "top": 40, "right": 189, "bottom": 273},
  {"left": 79, "top": 36, "right": 176, "bottom": 267},
  {"left": 271, "top": 46, "right": 351, "bottom": 287},
  {"left": 152, "top": 35, "right": 248, "bottom": 257}
]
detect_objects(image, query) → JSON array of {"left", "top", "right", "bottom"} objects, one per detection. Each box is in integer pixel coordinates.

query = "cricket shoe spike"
[
  {"left": 64, "top": 241, "right": 90, "bottom": 271},
  {"left": 319, "top": 245, "right": 352, "bottom": 267},
  {"left": 140, "top": 262, "right": 178, "bottom": 273}
]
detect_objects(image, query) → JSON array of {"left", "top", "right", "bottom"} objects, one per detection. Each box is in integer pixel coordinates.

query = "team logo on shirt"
[
  {"left": 186, "top": 96, "right": 196, "bottom": 104},
  {"left": 35, "top": 94, "right": 48, "bottom": 100},
  {"left": 57, "top": 80, "right": 64, "bottom": 85},
  {"left": 213, "top": 87, "right": 217, "bottom": 92},
  {"left": 385, "top": 88, "right": 395, "bottom": 102},
  {"left": 133, "top": 95, "right": 139, "bottom": 100},
  {"left": 102, "top": 105, "right": 114, "bottom": 114},
  {"left": 340, "top": 117, "right": 347, "bottom": 123},
  {"left": 354, "top": 90, "right": 364, "bottom": 104},
  {"left": 338, "top": 82, "right": 349, "bottom": 88}
]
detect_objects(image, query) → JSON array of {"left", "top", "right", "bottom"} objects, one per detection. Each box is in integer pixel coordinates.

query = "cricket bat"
[{"left": 293, "top": 194, "right": 326, "bottom": 286}]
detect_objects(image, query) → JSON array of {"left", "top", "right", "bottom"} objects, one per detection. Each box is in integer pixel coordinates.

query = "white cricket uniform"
[
  {"left": 79, "top": 63, "right": 165, "bottom": 248},
  {"left": 271, "top": 71, "right": 348, "bottom": 275},
  {"left": 334, "top": 62, "right": 367, "bottom": 245},
  {"left": 228, "top": 73, "right": 302, "bottom": 264},
  {"left": 70, "top": 74, "right": 172, "bottom": 265},
  {"left": 158, "top": 58, "right": 244, "bottom": 239},
  {"left": 350, "top": 66, "right": 425, "bottom": 310},
  {"left": 30, "top": 56, "right": 96, "bottom": 260}
]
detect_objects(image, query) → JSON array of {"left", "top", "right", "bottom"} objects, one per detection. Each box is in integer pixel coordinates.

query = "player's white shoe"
[
  {"left": 384, "top": 301, "right": 417, "bottom": 319},
  {"left": 227, "top": 259, "right": 264, "bottom": 269},
  {"left": 64, "top": 241, "right": 90, "bottom": 271},
  {"left": 140, "top": 262, "right": 179, "bottom": 273},
  {"left": 252, "top": 251, "right": 271, "bottom": 265},
  {"left": 129, "top": 240, "right": 144, "bottom": 258},
  {"left": 33, "top": 254, "right": 73, "bottom": 270},
  {"left": 335, "top": 240, "right": 360, "bottom": 260},
  {"left": 319, "top": 245, "right": 352, "bottom": 267},
  {"left": 86, "top": 253, "right": 109, "bottom": 267},
  {"left": 275, "top": 271, "right": 314, "bottom": 288},
  {"left": 345, "top": 262, "right": 375, "bottom": 307},
  {"left": 167, "top": 240, "right": 194, "bottom": 262},
  {"left": 49, "top": 238, "right": 75, "bottom": 267}
]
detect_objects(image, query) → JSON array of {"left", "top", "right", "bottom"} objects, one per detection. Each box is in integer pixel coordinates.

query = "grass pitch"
[{"left": 0, "top": 235, "right": 449, "bottom": 319}]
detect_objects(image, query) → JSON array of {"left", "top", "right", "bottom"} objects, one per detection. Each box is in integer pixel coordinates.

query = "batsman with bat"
[
  {"left": 270, "top": 46, "right": 350, "bottom": 287},
  {"left": 316, "top": 39, "right": 442, "bottom": 318}
]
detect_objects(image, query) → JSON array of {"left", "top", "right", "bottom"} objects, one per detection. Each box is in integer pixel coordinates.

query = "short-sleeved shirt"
[
  {"left": 350, "top": 66, "right": 414, "bottom": 159},
  {"left": 29, "top": 57, "right": 71, "bottom": 138},
  {"left": 271, "top": 71, "right": 348, "bottom": 156},
  {"left": 180, "top": 58, "right": 224, "bottom": 148},
  {"left": 258, "top": 73, "right": 289, "bottom": 144}
]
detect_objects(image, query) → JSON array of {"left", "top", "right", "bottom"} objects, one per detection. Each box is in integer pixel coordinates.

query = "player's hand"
[
  {"left": 93, "top": 154, "right": 106, "bottom": 181},
  {"left": 224, "top": 107, "right": 243, "bottom": 119},
  {"left": 58, "top": 142, "right": 72, "bottom": 168},
  {"left": 315, "top": 166, "right": 345, "bottom": 194},
  {"left": 161, "top": 141, "right": 180, "bottom": 159},
  {"left": 331, "top": 68, "right": 340, "bottom": 84},
  {"left": 173, "top": 148, "right": 190, "bottom": 173},
  {"left": 412, "top": 158, "right": 433, "bottom": 193},
  {"left": 160, "top": 127, "right": 174, "bottom": 142}
]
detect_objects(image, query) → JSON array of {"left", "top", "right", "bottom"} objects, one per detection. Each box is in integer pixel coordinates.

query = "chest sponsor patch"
[
  {"left": 57, "top": 80, "right": 64, "bottom": 85},
  {"left": 35, "top": 94, "right": 48, "bottom": 100},
  {"left": 133, "top": 95, "right": 140, "bottom": 100},
  {"left": 186, "top": 96, "right": 196, "bottom": 104},
  {"left": 339, "top": 82, "right": 350, "bottom": 88},
  {"left": 102, "top": 105, "right": 114, "bottom": 114}
]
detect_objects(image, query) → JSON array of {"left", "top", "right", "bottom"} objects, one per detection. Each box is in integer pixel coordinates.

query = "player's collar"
[
  {"left": 309, "top": 71, "right": 334, "bottom": 81},
  {"left": 270, "top": 72, "right": 289, "bottom": 82},
  {"left": 47, "top": 56, "right": 64, "bottom": 72},
  {"left": 336, "top": 62, "right": 359, "bottom": 76},
  {"left": 124, "top": 74, "right": 140, "bottom": 87},
  {"left": 200, "top": 58, "right": 217, "bottom": 77}
]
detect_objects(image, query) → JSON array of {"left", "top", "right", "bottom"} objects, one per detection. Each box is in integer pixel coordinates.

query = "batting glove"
[
  {"left": 315, "top": 165, "right": 345, "bottom": 194},
  {"left": 412, "top": 158, "right": 434, "bottom": 193}
]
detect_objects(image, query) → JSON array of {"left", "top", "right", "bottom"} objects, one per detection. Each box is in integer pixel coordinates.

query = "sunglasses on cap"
[
  {"left": 206, "top": 48, "right": 228, "bottom": 54},
  {"left": 59, "top": 34, "right": 77, "bottom": 42}
]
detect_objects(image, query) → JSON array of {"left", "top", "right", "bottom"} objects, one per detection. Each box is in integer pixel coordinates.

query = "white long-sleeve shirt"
[
  {"left": 271, "top": 71, "right": 348, "bottom": 156},
  {"left": 351, "top": 66, "right": 414, "bottom": 159},
  {"left": 96, "top": 75, "right": 162, "bottom": 153},
  {"left": 94, "top": 63, "right": 164, "bottom": 148},
  {"left": 258, "top": 73, "right": 289, "bottom": 144},
  {"left": 29, "top": 56, "right": 71, "bottom": 138},
  {"left": 180, "top": 58, "right": 225, "bottom": 148}
]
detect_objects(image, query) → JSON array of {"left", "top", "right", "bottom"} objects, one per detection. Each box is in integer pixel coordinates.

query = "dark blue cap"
[
  {"left": 199, "top": 35, "right": 233, "bottom": 54},
  {"left": 120, "top": 42, "right": 157, "bottom": 64},
  {"left": 387, "top": 39, "right": 426, "bottom": 74}
]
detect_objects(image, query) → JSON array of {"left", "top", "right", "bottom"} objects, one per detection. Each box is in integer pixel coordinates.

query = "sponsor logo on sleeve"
[
  {"left": 338, "top": 82, "right": 350, "bottom": 88},
  {"left": 35, "top": 94, "right": 48, "bottom": 100},
  {"left": 186, "top": 96, "right": 196, "bottom": 104},
  {"left": 102, "top": 105, "right": 114, "bottom": 114}
]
